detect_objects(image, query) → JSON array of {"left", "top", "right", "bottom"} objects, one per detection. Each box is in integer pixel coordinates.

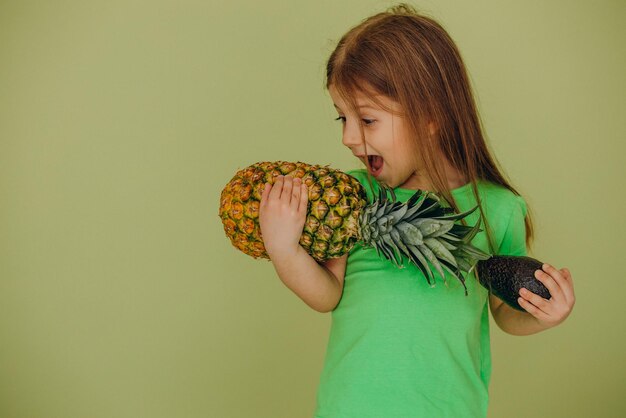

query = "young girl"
[{"left": 259, "top": 4, "right": 575, "bottom": 417}]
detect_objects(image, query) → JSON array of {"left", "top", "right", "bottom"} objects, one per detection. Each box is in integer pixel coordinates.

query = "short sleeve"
[{"left": 497, "top": 195, "right": 528, "bottom": 256}]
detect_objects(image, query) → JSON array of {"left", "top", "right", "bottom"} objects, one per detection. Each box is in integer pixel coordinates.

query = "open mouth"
[{"left": 367, "top": 155, "right": 384, "bottom": 177}]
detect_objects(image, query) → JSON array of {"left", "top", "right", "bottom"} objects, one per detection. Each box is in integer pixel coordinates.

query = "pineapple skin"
[{"left": 219, "top": 161, "right": 368, "bottom": 262}]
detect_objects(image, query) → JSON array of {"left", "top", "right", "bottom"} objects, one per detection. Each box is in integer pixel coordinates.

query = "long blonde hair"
[{"left": 325, "top": 3, "right": 534, "bottom": 253}]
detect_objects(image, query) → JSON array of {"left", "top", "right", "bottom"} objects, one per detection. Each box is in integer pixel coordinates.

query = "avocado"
[{"left": 475, "top": 255, "right": 551, "bottom": 311}]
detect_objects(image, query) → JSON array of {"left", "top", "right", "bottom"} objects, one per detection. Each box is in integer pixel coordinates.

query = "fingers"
[
  {"left": 542, "top": 263, "right": 565, "bottom": 286},
  {"left": 265, "top": 175, "right": 291, "bottom": 203},
  {"left": 291, "top": 176, "right": 301, "bottom": 201},
  {"left": 517, "top": 295, "right": 549, "bottom": 320},
  {"left": 268, "top": 175, "right": 285, "bottom": 201},
  {"left": 532, "top": 265, "right": 564, "bottom": 300},
  {"left": 287, "top": 176, "right": 308, "bottom": 213},
  {"left": 561, "top": 267, "right": 572, "bottom": 281},
  {"left": 529, "top": 263, "right": 575, "bottom": 309},
  {"left": 261, "top": 175, "right": 307, "bottom": 210},
  {"left": 296, "top": 177, "right": 308, "bottom": 214},
  {"left": 519, "top": 287, "right": 550, "bottom": 315},
  {"left": 291, "top": 177, "right": 300, "bottom": 208},
  {"left": 282, "top": 175, "right": 293, "bottom": 203},
  {"left": 559, "top": 267, "right": 575, "bottom": 305},
  {"left": 260, "top": 181, "right": 271, "bottom": 208},
  {"left": 521, "top": 264, "right": 576, "bottom": 328}
]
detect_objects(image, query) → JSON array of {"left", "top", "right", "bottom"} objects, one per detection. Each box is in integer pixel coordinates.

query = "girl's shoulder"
[{"left": 470, "top": 180, "right": 528, "bottom": 218}]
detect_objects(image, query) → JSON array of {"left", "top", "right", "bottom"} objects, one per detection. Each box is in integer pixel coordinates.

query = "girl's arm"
[
  {"left": 269, "top": 249, "right": 346, "bottom": 313},
  {"left": 490, "top": 264, "right": 575, "bottom": 336},
  {"left": 259, "top": 175, "right": 346, "bottom": 313}
]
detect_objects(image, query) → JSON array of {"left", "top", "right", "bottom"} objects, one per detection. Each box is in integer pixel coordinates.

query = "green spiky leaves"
[{"left": 358, "top": 183, "right": 492, "bottom": 296}]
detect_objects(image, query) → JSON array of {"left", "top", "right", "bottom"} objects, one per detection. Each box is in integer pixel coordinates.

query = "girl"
[{"left": 259, "top": 4, "right": 575, "bottom": 417}]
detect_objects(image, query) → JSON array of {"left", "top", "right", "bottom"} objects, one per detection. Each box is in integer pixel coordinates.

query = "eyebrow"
[{"left": 333, "top": 103, "right": 378, "bottom": 111}]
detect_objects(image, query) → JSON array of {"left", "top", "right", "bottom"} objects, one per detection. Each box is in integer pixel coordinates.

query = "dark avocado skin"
[{"left": 476, "top": 256, "right": 551, "bottom": 312}]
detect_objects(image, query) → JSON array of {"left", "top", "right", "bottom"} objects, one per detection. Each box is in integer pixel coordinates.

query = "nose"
[{"left": 341, "top": 121, "right": 363, "bottom": 149}]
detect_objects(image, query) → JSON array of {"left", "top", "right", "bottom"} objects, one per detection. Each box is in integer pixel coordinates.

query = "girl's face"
[{"left": 329, "top": 84, "right": 423, "bottom": 190}]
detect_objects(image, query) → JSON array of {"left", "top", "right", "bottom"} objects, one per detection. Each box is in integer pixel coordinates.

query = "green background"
[{"left": 1, "top": 1, "right": 623, "bottom": 417}]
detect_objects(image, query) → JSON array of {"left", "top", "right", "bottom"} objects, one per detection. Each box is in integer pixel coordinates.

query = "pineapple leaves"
[
  {"left": 389, "top": 203, "right": 408, "bottom": 222},
  {"left": 462, "top": 219, "right": 483, "bottom": 244},
  {"left": 417, "top": 243, "right": 445, "bottom": 283},
  {"left": 413, "top": 219, "right": 440, "bottom": 236},
  {"left": 374, "top": 198, "right": 388, "bottom": 219},
  {"left": 389, "top": 229, "right": 412, "bottom": 268},
  {"left": 456, "top": 257, "right": 474, "bottom": 273},
  {"left": 440, "top": 233, "right": 462, "bottom": 242},
  {"left": 381, "top": 233, "right": 403, "bottom": 267},
  {"left": 405, "top": 199, "right": 440, "bottom": 221},
  {"left": 357, "top": 178, "right": 492, "bottom": 294},
  {"left": 439, "top": 258, "right": 468, "bottom": 295},
  {"left": 438, "top": 239, "right": 457, "bottom": 251},
  {"left": 403, "top": 193, "right": 427, "bottom": 219},
  {"left": 407, "top": 244, "right": 435, "bottom": 285},
  {"left": 387, "top": 185, "right": 396, "bottom": 203},
  {"left": 431, "top": 204, "right": 479, "bottom": 221},
  {"left": 455, "top": 242, "right": 491, "bottom": 260},
  {"left": 424, "top": 238, "right": 458, "bottom": 267},
  {"left": 406, "top": 189, "right": 425, "bottom": 206},
  {"left": 396, "top": 222, "right": 424, "bottom": 245}
]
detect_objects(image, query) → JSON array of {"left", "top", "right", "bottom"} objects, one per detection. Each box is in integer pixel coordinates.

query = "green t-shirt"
[{"left": 313, "top": 169, "right": 528, "bottom": 418}]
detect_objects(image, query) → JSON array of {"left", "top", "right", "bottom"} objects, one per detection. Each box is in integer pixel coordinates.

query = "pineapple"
[{"left": 219, "top": 160, "right": 495, "bottom": 296}]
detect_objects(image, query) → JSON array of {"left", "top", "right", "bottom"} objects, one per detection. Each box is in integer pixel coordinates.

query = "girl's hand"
[
  {"left": 518, "top": 264, "right": 576, "bottom": 329},
  {"left": 259, "top": 175, "right": 308, "bottom": 259}
]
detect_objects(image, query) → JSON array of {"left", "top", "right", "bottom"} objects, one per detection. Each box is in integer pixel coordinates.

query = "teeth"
[{"left": 368, "top": 155, "right": 383, "bottom": 172}]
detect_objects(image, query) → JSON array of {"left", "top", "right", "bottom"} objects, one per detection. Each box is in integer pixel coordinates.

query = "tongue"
[{"left": 371, "top": 155, "right": 383, "bottom": 170}]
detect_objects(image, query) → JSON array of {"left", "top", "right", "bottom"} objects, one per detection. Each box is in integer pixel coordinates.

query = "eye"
[{"left": 334, "top": 116, "right": 375, "bottom": 126}]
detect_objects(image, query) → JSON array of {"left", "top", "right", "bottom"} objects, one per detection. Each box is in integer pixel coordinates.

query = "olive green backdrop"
[{"left": 1, "top": 0, "right": 623, "bottom": 417}]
